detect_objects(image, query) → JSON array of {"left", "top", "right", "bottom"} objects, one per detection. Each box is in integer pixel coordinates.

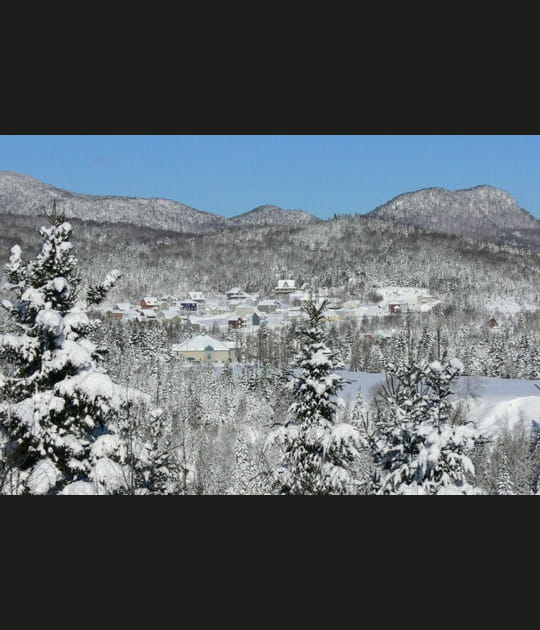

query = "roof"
[
  {"left": 116, "top": 303, "right": 132, "bottom": 310},
  {"left": 277, "top": 279, "right": 295, "bottom": 288},
  {"left": 227, "top": 287, "right": 244, "bottom": 294},
  {"left": 160, "top": 308, "right": 184, "bottom": 319},
  {"left": 258, "top": 300, "right": 279, "bottom": 306},
  {"left": 188, "top": 292, "right": 205, "bottom": 300},
  {"left": 142, "top": 297, "right": 158, "bottom": 305},
  {"left": 173, "top": 334, "right": 231, "bottom": 352}
]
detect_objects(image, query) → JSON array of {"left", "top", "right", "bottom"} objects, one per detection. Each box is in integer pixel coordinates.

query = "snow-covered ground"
[
  {"left": 336, "top": 370, "right": 540, "bottom": 439},
  {"left": 485, "top": 297, "right": 538, "bottom": 314}
]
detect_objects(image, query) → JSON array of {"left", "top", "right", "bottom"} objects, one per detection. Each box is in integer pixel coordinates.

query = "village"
[{"left": 96, "top": 278, "right": 450, "bottom": 364}]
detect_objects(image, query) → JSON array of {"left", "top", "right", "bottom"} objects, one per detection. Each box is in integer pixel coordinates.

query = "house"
[
  {"left": 180, "top": 301, "right": 197, "bottom": 311},
  {"left": 235, "top": 304, "right": 257, "bottom": 316},
  {"left": 257, "top": 299, "right": 281, "bottom": 313},
  {"left": 251, "top": 311, "right": 268, "bottom": 326},
  {"left": 106, "top": 310, "right": 124, "bottom": 321},
  {"left": 389, "top": 303, "right": 408, "bottom": 314},
  {"left": 140, "top": 309, "right": 158, "bottom": 320},
  {"left": 188, "top": 291, "right": 205, "bottom": 303},
  {"left": 228, "top": 316, "right": 247, "bottom": 329},
  {"left": 226, "top": 287, "right": 249, "bottom": 301},
  {"left": 157, "top": 308, "right": 185, "bottom": 322},
  {"left": 140, "top": 297, "right": 159, "bottom": 310},
  {"left": 172, "top": 334, "right": 235, "bottom": 363},
  {"left": 158, "top": 296, "right": 175, "bottom": 309},
  {"left": 481, "top": 317, "right": 500, "bottom": 333},
  {"left": 275, "top": 279, "right": 296, "bottom": 294}
]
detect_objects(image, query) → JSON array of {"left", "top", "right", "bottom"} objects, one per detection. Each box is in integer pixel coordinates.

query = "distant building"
[
  {"left": 157, "top": 308, "right": 185, "bottom": 322},
  {"left": 275, "top": 279, "right": 296, "bottom": 294},
  {"left": 188, "top": 291, "right": 205, "bottom": 303},
  {"left": 226, "top": 287, "right": 249, "bottom": 301},
  {"left": 141, "top": 297, "right": 159, "bottom": 310},
  {"left": 228, "top": 316, "right": 247, "bottom": 329},
  {"left": 158, "top": 297, "right": 175, "bottom": 309},
  {"left": 389, "top": 303, "right": 408, "bottom": 314},
  {"left": 251, "top": 311, "right": 268, "bottom": 326},
  {"left": 481, "top": 317, "right": 500, "bottom": 332},
  {"left": 180, "top": 301, "right": 197, "bottom": 311},
  {"left": 140, "top": 309, "right": 158, "bottom": 320},
  {"left": 106, "top": 310, "right": 124, "bottom": 321},
  {"left": 172, "top": 334, "right": 236, "bottom": 363},
  {"left": 257, "top": 300, "right": 280, "bottom": 313},
  {"left": 235, "top": 304, "right": 257, "bottom": 316}
]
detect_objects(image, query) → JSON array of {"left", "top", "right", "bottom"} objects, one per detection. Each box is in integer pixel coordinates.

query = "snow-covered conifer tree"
[
  {"left": 368, "top": 358, "right": 481, "bottom": 495},
  {"left": 265, "top": 300, "right": 361, "bottom": 494},
  {"left": 0, "top": 207, "right": 149, "bottom": 494}
]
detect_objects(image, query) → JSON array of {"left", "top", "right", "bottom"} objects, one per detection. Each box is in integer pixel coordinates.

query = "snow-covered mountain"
[
  {"left": 0, "top": 172, "right": 319, "bottom": 234},
  {"left": 230, "top": 204, "right": 319, "bottom": 227},
  {"left": 0, "top": 171, "right": 230, "bottom": 234},
  {"left": 3, "top": 173, "right": 540, "bottom": 249},
  {"left": 367, "top": 185, "right": 540, "bottom": 247}
]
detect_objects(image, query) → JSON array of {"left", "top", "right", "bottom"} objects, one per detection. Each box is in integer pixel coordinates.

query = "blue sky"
[{"left": 1, "top": 134, "right": 540, "bottom": 219}]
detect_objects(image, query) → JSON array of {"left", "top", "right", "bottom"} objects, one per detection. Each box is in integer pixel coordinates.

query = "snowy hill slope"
[
  {"left": 0, "top": 171, "right": 232, "bottom": 234},
  {"left": 368, "top": 185, "right": 540, "bottom": 249},
  {"left": 0, "top": 172, "right": 319, "bottom": 235},
  {"left": 230, "top": 204, "right": 319, "bottom": 228}
]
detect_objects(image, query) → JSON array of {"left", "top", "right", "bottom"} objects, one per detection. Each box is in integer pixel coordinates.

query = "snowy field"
[{"left": 337, "top": 370, "right": 540, "bottom": 439}]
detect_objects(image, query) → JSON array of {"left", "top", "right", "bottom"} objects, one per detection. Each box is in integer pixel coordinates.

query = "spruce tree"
[
  {"left": 368, "top": 358, "right": 481, "bottom": 495},
  {"left": 265, "top": 300, "right": 361, "bottom": 494},
  {"left": 0, "top": 208, "right": 149, "bottom": 494}
]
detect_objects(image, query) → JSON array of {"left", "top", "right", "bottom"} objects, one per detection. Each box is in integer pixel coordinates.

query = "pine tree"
[
  {"left": 0, "top": 208, "right": 149, "bottom": 494},
  {"left": 265, "top": 300, "right": 361, "bottom": 494}
]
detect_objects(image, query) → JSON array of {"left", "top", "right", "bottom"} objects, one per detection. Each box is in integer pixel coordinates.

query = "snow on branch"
[{"left": 86, "top": 269, "right": 122, "bottom": 306}]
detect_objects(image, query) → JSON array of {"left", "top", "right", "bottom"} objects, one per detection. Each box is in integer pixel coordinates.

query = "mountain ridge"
[
  {"left": 0, "top": 171, "right": 319, "bottom": 233},
  {"left": 2, "top": 173, "right": 540, "bottom": 249},
  {"left": 366, "top": 184, "right": 540, "bottom": 248}
]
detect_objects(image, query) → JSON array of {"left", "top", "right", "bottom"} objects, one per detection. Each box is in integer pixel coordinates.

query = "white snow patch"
[
  {"left": 26, "top": 458, "right": 62, "bottom": 494},
  {"left": 91, "top": 457, "right": 128, "bottom": 492},
  {"left": 60, "top": 481, "right": 99, "bottom": 495},
  {"left": 36, "top": 309, "right": 64, "bottom": 337}
]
